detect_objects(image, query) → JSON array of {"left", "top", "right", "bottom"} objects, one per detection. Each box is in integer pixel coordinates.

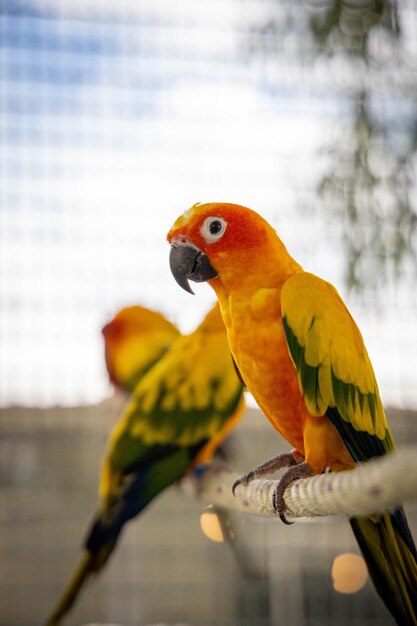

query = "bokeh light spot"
[
  {"left": 332, "top": 552, "right": 368, "bottom": 594},
  {"left": 200, "top": 510, "right": 224, "bottom": 543}
]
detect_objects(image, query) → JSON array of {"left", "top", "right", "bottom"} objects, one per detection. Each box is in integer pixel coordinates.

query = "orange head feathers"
[
  {"left": 167, "top": 202, "right": 301, "bottom": 295},
  {"left": 167, "top": 202, "right": 271, "bottom": 253},
  {"left": 102, "top": 305, "right": 179, "bottom": 392}
]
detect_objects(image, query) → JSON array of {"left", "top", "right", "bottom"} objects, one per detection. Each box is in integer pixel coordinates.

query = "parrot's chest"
[{"left": 225, "top": 290, "right": 307, "bottom": 450}]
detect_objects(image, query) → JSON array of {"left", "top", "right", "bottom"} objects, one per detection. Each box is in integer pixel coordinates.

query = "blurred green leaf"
[{"left": 248, "top": 0, "right": 417, "bottom": 294}]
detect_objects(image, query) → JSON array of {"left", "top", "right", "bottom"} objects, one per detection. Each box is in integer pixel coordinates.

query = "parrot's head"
[
  {"left": 167, "top": 202, "right": 292, "bottom": 295},
  {"left": 102, "top": 306, "right": 178, "bottom": 344}
]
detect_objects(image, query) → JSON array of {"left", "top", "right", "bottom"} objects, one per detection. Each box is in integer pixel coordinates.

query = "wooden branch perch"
[{"left": 185, "top": 446, "right": 417, "bottom": 520}]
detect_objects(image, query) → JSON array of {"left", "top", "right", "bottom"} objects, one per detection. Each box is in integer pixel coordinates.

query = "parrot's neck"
[{"left": 209, "top": 236, "right": 303, "bottom": 300}]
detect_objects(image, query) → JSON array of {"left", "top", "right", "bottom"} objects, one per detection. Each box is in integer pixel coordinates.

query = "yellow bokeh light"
[
  {"left": 332, "top": 553, "right": 368, "bottom": 594},
  {"left": 200, "top": 510, "right": 224, "bottom": 543}
]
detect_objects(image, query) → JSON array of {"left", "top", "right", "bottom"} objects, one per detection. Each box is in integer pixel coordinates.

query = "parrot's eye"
[
  {"left": 200, "top": 217, "right": 227, "bottom": 243},
  {"left": 210, "top": 220, "right": 222, "bottom": 234}
]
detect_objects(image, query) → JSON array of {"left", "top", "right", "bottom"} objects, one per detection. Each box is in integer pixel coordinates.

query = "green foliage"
[
  {"left": 309, "top": 0, "right": 416, "bottom": 291},
  {"left": 319, "top": 91, "right": 417, "bottom": 290},
  {"left": 249, "top": 1, "right": 417, "bottom": 293},
  {"left": 309, "top": 0, "right": 399, "bottom": 57}
]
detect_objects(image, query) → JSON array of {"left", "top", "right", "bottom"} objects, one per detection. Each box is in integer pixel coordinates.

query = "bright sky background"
[{"left": 1, "top": 1, "right": 416, "bottom": 408}]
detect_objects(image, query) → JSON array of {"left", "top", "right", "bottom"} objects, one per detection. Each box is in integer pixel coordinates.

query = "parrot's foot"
[
  {"left": 272, "top": 462, "right": 313, "bottom": 525},
  {"left": 232, "top": 450, "right": 302, "bottom": 496}
]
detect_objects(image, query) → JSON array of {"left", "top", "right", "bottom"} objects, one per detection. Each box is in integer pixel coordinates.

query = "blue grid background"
[{"left": 1, "top": 1, "right": 416, "bottom": 407}]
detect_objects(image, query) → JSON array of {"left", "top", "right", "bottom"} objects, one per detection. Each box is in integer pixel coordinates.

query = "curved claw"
[
  {"left": 232, "top": 470, "right": 255, "bottom": 496},
  {"left": 279, "top": 511, "right": 295, "bottom": 525},
  {"left": 272, "top": 490, "right": 294, "bottom": 524},
  {"left": 272, "top": 461, "right": 313, "bottom": 525}
]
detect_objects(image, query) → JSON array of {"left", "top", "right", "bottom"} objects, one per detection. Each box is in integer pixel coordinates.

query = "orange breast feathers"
[
  {"left": 223, "top": 287, "right": 306, "bottom": 450},
  {"left": 217, "top": 285, "right": 352, "bottom": 473}
]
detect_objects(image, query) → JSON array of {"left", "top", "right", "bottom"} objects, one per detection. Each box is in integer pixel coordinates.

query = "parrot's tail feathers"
[
  {"left": 350, "top": 507, "right": 417, "bottom": 626},
  {"left": 45, "top": 474, "right": 149, "bottom": 626},
  {"left": 44, "top": 466, "right": 173, "bottom": 626},
  {"left": 45, "top": 543, "right": 115, "bottom": 626}
]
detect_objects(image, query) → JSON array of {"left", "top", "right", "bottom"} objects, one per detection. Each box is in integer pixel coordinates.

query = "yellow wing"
[
  {"left": 281, "top": 272, "right": 394, "bottom": 462},
  {"left": 100, "top": 304, "right": 245, "bottom": 500}
]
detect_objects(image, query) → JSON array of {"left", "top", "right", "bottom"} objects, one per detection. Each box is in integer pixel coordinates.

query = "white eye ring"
[{"left": 200, "top": 216, "right": 227, "bottom": 243}]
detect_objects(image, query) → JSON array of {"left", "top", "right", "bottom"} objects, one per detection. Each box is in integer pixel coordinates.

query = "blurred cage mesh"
[
  {"left": 0, "top": 2, "right": 417, "bottom": 626},
  {"left": 1, "top": 1, "right": 417, "bottom": 408}
]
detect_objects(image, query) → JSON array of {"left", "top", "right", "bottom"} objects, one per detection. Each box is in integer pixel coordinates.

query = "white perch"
[{"left": 186, "top": 446, "right": 417, "bottom": 519}]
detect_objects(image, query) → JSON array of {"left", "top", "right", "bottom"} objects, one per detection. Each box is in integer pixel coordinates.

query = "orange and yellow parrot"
[
  {"left": 102, "top": 305, "right": 180, "bottom": 393},
  {"left": 168, "top": 202, "right": 417, "bottom": 626},
  {"left": 46, "top": 303, "right": 245, "bottom": 626}
]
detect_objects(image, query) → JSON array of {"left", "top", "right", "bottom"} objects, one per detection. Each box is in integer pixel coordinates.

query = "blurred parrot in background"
[
  {"left": 46, "top": 303, "right": 245, "bottom": 626},
  {"left": 102, "top": 305, "right": 180, "bottom": 393},
  {"left": 168, "top": 202, "right": 417, "bottom": 626}
]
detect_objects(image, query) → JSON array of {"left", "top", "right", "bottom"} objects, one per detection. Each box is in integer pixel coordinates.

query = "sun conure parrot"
[
  {"left": 45, "top": 303, "right": 245, "bottom": 626},
  {"left": 168, "top": 201, "right": 417, "bottom": 626},
  {"left": 102, "top": 305, "right": 180, "bottom": 393}
]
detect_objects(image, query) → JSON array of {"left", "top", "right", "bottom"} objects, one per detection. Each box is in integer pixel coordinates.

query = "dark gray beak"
[{"left": 169, "top": 244, "right": 218, "bottom": 294}]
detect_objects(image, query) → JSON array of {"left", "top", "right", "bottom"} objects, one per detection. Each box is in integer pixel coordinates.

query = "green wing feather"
[
  {"left": 281, "top": 272, "right": 394, "bottom": 461},
  {"left": 281, "top": 272, "right": 417, "bottom": 626},
  {"left": 46, "top": 311, "right": 245, "bottom": 626},
  {"left": 103, "top": 326, "right": 244, "bottom": 493}
]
